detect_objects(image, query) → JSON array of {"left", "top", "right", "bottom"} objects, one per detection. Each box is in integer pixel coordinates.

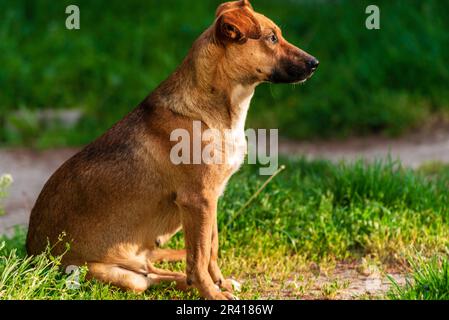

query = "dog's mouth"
[
  {"left": 268, "top": 68, "right": 315, "bottom": 84},
  {"left": 292, "top": 71, "right": 316, "bottom": 85},
  {"left": 268, "top": 58, "right": 318, "bottom": 84}
]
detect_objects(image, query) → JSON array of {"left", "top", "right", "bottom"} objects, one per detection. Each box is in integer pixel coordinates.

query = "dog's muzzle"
[{"left": 268, "top": 56, "right": 319, "bottom": 84}]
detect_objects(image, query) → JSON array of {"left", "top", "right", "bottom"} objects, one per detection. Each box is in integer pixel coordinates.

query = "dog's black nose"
[{"left": 307, "top": 58, "right": 319, "bottom": 72}]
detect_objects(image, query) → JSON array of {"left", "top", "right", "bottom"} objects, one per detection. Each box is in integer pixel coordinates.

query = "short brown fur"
[{"left": 26, "top": 0, "right": 318, "bottom": 300}]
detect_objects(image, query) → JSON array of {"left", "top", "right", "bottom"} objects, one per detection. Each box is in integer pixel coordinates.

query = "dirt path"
[
  {"left": 275, "top": 264, "right": 406, "bottom": 300},
  {"left": 279, "top": 125, "right": 449, "bottom": 168}
]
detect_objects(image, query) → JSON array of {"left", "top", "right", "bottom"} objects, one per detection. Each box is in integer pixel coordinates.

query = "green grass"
[
  {"left": 1, "top": 0, "right": 449, "bottom": 147},
  {"left": 388, "top": 256, "right": 449, "bottom": 300},
  {"left": 0, "top": 230, "right": 201, "bottom": 300},
  {"left": 1, "top": 158, "right": 449, "bottom": 299}
]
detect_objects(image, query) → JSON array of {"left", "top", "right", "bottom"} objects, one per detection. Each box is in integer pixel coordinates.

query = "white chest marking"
[{"left": 225, "top": 85, "right": 255, "bottom": 170}]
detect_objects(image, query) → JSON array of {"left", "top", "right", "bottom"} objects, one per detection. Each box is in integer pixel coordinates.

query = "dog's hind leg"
[
  {"left": 147, "top": 272, "right": 189, "bottom": 291},
  {"left": 149, "top": 249, "right": 186, "bottom": 262},
  {"left": 87, "top": 262, "right": 151, "bottom": 293},
  {"left": 87, "top": 262, "right": 190, "bottom": 292},
  {"left": 146, "top": 263, "right": 190, "bottom": 291}
]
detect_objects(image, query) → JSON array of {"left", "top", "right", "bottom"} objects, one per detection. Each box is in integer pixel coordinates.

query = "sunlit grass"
[{"left": 388, "top": 256, "right": 449, "bottom": 300}]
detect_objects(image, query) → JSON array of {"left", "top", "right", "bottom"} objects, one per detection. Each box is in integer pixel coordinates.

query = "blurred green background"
[{"left": 0, "top": 0, "right": 448, "bottom": 148}]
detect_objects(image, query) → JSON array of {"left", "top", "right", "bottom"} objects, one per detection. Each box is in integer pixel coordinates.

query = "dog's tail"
[{"left": 150, "top": 249, "right": 186, "bottom": 262}]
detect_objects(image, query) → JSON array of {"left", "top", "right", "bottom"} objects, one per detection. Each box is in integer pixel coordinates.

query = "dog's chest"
[
  {"left": 209, "top": 85, "right": 255, "bottom": 195},
  {"left": 226, "top": 85, "right": 254, "bottom": 172},
  {"left": 214, "top": 129, "right": 246, "bottom": 197},
  {"left": 225, "top": 129, "right": 247, "bottom": 173}
]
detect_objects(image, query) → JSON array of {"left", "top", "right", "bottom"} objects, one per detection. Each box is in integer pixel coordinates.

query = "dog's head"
[{"left": 214, "top": 0, "right": 319, "bottom": 84}]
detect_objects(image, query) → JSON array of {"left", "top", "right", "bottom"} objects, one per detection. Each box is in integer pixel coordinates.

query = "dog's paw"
[
  {"left": 206, "top": 290, "right": 238, "bottom": 300},
  {"left": 220, "top": 278, "right": 242, "bottom": 293},
  {"left": 230, "top": 279, "right": 242, "bottom": 292},
  {"left": 221, "top": 291, "right": 239, "bottom": 300}
]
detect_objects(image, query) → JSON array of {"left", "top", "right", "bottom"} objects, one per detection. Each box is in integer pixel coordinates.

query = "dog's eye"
[{"left": 269, "top": 34, "right": 278, "bottom": 44}]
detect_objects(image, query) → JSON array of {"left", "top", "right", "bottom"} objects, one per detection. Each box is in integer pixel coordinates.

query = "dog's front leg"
[
  {"left": 209, "top": 218, "right": 241, "bottom": 294},
  {"left": 209, "top": 218, "right": 224, "bottom": 284},
  {"left": 178, "top": 194, "right": 235, "bottom": 300}
]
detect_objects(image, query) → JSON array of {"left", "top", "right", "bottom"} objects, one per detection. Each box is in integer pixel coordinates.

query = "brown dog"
[{"left": 26, "top": 0, "right": 318, "bottom": 300}]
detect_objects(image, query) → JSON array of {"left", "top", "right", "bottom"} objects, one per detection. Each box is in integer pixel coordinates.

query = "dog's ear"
[
  {"left": 242, "top": 0, "right": 253, "bottom": 9},
  {"left": 216, "top": 0, "right": 254, "bottom": 17},
  {"left": 215, "top": 7, "right": 261, "bottom": 44}
]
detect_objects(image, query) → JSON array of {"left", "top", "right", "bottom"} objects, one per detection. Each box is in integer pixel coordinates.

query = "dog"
[{"left": 26, "top": 0, "right": 318, "bottom": 300}]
